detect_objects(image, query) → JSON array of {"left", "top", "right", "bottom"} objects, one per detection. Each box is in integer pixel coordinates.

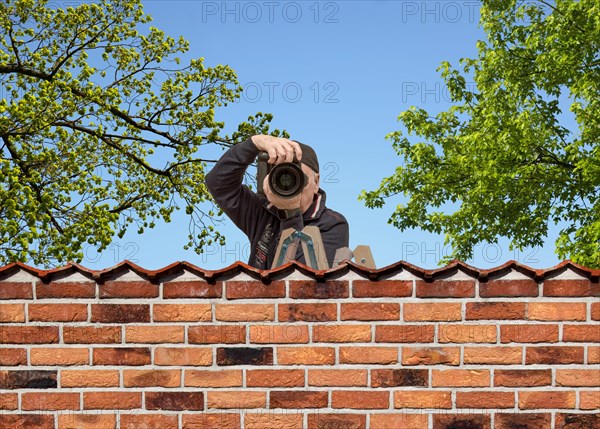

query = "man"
[{"left": 205, "top": 134, "right": 349, "bottom": 270}]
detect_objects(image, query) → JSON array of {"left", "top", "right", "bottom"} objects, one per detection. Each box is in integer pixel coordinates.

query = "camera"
[{"left": 257, "top": 152, "right": 308, "bottom": 198}]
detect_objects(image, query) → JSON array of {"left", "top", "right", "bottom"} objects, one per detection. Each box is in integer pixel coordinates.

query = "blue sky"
[{"left": 79, "top": 0, "right": 561, "bottom": 270}]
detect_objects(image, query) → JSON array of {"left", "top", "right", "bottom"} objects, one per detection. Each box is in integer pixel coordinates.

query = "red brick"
[
  {"left": 0, "top": 326, "right": 59, "bottom": 344},
  {"left": 371, "top": 369, "right": 428, "bottom": 387},
  {"left": 93, "top": 347, "right": 151, "bottom": 366},
  {"left": 500, "top": 324, "right": 559, "bottom": 343},
  {"left": 526, "top": 346, "right": 584, "bottom": 364},
  {"left": 433, "top": 415, "right": 491, "bottom": 429},
  {"left": 352, "top": 279, "right": 412, "bottom": 297},
  {"left": 208, "top": 391, "right": 265, "bottom": 409},
  {"left": 341, "top": 303, "right": 400, "bottom": 321},
  {"left": 370, "top": 414, "right": 429, "bottom": 429},
  {"left": 438, "top": 324, "right": 497, "bottom": 343},
  {"left": 63, "top": 326, "right": 121, "bottom": 344},
  {"left": 555, "top": 413, "right": 600, "bottom": 429},
  {"left": 270, "top": 391, "right": 327, "bottom": 409},
  {"left": 402, "top": 346, "right": 460, "bottom": 365},
  {"left": 185, "top": 370, "right": 242, "bottom": 387},
  {"left": 0, "top": 348, "right": 26, "bottom": 365},
  {"left": 226, "top": 280, "right": 285, "bottom": 299},
  {"left": 556, "top": 369, "right": 600, "bottom": 387},
  {"left": 592, "top": 302, "right": 600, "bottom": 320},
  {"left": 36, "top": 281, "right": 95, "bottom": 298},
  {"left": 29, "top": 303, "right": 87, "bottom": 322},
  {"left": 307, "top": 414, "right": 366, "bottom": 429},
  {"left": 519, "top": 391, "right": 576, "bottom": 409},
  {"left": 479, "top": 278, "right": 538, "bottom": 297},
  {"left": 313, "top": 324, "right": 371, "bottom": 342},
  {"left": 279, "top": 303, "right": 337, "bottom": 321},
  {"left": 31, "top": 348, "right": 89, "bottom": 366},
  {"left": 528, "top": 302, "right": 587, "bottom": 320},
  {"left": 416, "top": 280, "right": 475, "bottom": 298},
  {"left": 250, "top": 325, "right": 309, "bottom": 344},
  {"left": 58, "top": 413, "right": 117, "bottom": 429},
  {"left": 456, "top": 391, "right": 514, "bottom": 408},
  {"left": 120, "top": 414, "right": 178, "bottom": 429},
  {"left": 0, "top": 415, "right": 54, "bottom": 429},
  {"left": 154, "top": 303, "right": 211, "bottom": 322},
  {"left": 339, "top": 346, "right": 397, "bottom": 364},
  {"left": 589, "top": 346, "right": 600, "bottom": 364},
  {"left": 580, "top": 391, "right": 600, "bottom": 410},
  {"left": 22, "top": 392, "right": 80, "bottom": 410},
  {"left": 277, "top": 346, "right": 335, "bottom": 365},
  {"left": 394, "top": 390, "right": 452, "bottom": 409},
  {"left": 182, "top": 413, "right": 240, "bottom": 429},
  {"left": 0, "top": 393, "right": 17, "bottom": 410},
  {"left": 332, "top": 390, "right": 388, "bottom": 409},
  {"left": 466, "top": 302, "right": 525, "bottom": 319},
  {"left": 215, "top": 304, "right": 275, "bottom": 321},
  {"left": 91, "top": 304, "right": 150, "bottom": 323},
  {"left": 245, "top": 413, "right": 303, "bottom": 429},
  {"left": 0, "top": 304, "right": 24, "bottom": 322},
  {"left": 124, "top": 369, "right": 181, "bottom": 387},
  {"left": 289, "top": 280, "right": 349, "bottom": 299},
  {"left": 543, "top": 278, "right": 598, "bottom": 297},
  {"left": 188, "top": 325, "right": 246, "bottom": 344},
  {"left": 375, "top": 324, "right": 434, "bottom": 343},
  {"left": 154, "top": 347, "right": 212, "bottom": 366},
  {"left": 494, "top": 413, "right": 551, "bottom": 429},
  {"left": 61, "top": 370, "right": 119, "bottom": 388},
  {"left": 247, "top": 369, "right": 304, "bottom": 387},
  {"left": 432, "top": 369, "right": 490, "bottom": 387},
  {"left": 308, "top": 369, "right": 367, "bottom": 387},
  {"left": 125, "top": 325, "right": 184, "bottom": 343},
  {"left": 404, "top": 302, "right": 461, "bottom": 321},
  {"left": 163, "top": 280, "right": 222, "bottom": 298},
  {"left": 99, "top": 280, "right": 158, "bottom": 298},
  {"left": 146, "top": 391, "right": 203, "bottom": 410},
  {"left": 0, "top": 281, "right": 33, "bottom": 299},
  {"left": 494, "top": 369, "right": 552, "bottom": 387},
  {"left": 463, "top": 346, "right": 522, "bottom": 364},
  {"left": 563, "top": 324, "right": 600, "bottom": 342},
  {"left": 84, "top": 392, "right": 142, "bottom": 410}
]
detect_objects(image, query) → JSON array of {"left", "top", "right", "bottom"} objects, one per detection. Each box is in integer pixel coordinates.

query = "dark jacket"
[{"left": 205, "top": 138, "right": 349, "bottom": 269}]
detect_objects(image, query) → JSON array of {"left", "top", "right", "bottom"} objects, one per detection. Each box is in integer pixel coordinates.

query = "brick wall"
[{"left": 0, "top": 260, "right": 598, "bottom": 429}]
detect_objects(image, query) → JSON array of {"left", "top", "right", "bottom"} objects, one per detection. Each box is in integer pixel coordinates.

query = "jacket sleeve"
[{"left": 205, "top": 138, "right": 266, "bottom": 242}]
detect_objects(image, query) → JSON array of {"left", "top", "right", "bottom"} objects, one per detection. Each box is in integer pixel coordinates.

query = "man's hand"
[{"left": 251, "top": 135, "right": 302, "bottom": 165}]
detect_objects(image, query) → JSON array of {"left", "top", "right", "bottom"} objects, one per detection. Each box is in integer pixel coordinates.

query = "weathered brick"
[
  {"left": 0, "top": 370, "right": 57, "bottom": 389},
  {"left": 494, "top": 413, "right": 551, "bottom": 429},
  {"left": 61, "top": 370, "right": 119, "bottom": 388},
  {"left": 182, "top": 413, "right": 240, "bottom": 429},
  {"left": 438, "top": 324, "right": 497, "bottom": 343},
  {"left": 270, "top": 391, "right": 327, "bottom": 409},
  {"left": 563, "top": 324, "right": 600, "bottom": 342},
  {"left": 58, "top": 413, "right": 117, "bottom": 429},
  {"left": 592, "top": 302, "right": 600, "bottom": 320},
  {"left": 125, "top": 325, "right": 184, "bottom": 343},
  {"left": 123, "top": 369, "right": 181, "bottom": 387},
  {"left": 463, "top": 346, "right": 522, "bottom": 364},
  {"left": 403, "top": 303, "right": 461, "bottom": 321},
  {"left": 154, "top": 347, "right": 212, "bottom": 366},
  {"left": 332, "top": 390, "right": 388, "bottom": 409},
  {"left": 479, "top": 279, "right": 539, "bottom": 297},
  {"left": 519, "top": 391, "right": 576, "bottom": 409},
  {"left": 500, "top": 324, "right": 559, "bottom": 343},
  {"left": 556, "top": 369, "right": 600, "bottom": 387},
  {"left": 36, "top": 281, "right": 96, "bottom": 298},
  {"left": 0, "top": 393, "right": 17, "bottom": 410},
  {"left": 466, "top": 302, "right": 526, "bottom": 319},
  {"left": 0, "top": 304, "right": 24, "bottom": 322},
  {"left": 153, "top": 303, "right": 211, "bottom": 322},
  {"left": 432, "top": 369, "right": 490, "bottom": 387},
  {"left": 394, "top": 390, "right": 452, "bottom": 409},
  {"left": 277, "top": 347, "right": 335, "bottom": 365},
  {"left": 29, "top": 303, "right": 88, "bottom": 322},
  {"left": 0, "top": 348, "right": 27, "bottom": 365},
  {"left": 244, "top": 413, "right": 303, "bottom": 429},
  {"left": 416, "top": 279, "right": 475, "bottom": 298},
  {"left": 555, "top": 413, "right": 600, "bottom": 429},
  {"left": 146, "top": 391, "right": 203, "bottom": 410},
  {"left": 528, "top": 302, "right": 587, "bottom": 320},
  {"left": 0, "top": 414, "right": 54, "bottom": 429},
  {"left": 246, "top": 369, "right": 304, "bottom": 387},
  {"left": 402, "top": 346, "right": 460, "bottom": 365},
  {"left": 371, "top": 369, "right": 428, "bottom": 387},
  {"left": 216, "top": 347, "right": 273, "bottom": 366},
  {"left": 289, "top": 280, "right": 349, "bottom": 299},
  {"left": 226, "top": 280, "right": 285, "bottom": 299},
  {"left": 93, "top": 347, "right": 151, "bottom": 366},
  {"left": 580, "top": 390, "right": 600, "bottom": 410},
  {"left": 163, "top": 280, "right": 222, "bottom": 298},
  {"left": 589, "top": 346, "right": 600, "bottom": 364},
  {"left": 352, "top": 279, "right": 412, "bottom": 297},
  {"left": 208, "top": 391, "right": 265, "bottom": 409},
  {"left": 456, "top": 391, "right": 514, "bottom": 408},
  {"left": 120, "top": 414, "right": 178, "bottom": 429},
  {"left": 188, "top": 325, "right": 246, "bottom": 344},
  {"left": 22, "top": 392, "right": 80, "bottom": 410},
  {"left": 370, "top": 413, "right": 429, "bottom": 429},
  {"left": 31, "top": 348, "right": 89, "bottom": 366},
  {"left": 543, "top": 279, "right": 598, "bottom": 297},
  {"left": 279, "top": 303, "right": 337, "bottom": 322},
  {"left": 494, "top": 369, "right": 552, "bottom": 387},
  {"left": 64, "top": 326, "right": 121, "bottom": 344},
  {"left": 99, "top": 280, "right": 158, "bottom": 298},
  {"left": 341, "top": 303, "right": 400, "bottom": 321},
  {"left": 308, "top": 369, "right": 367, "bottom": 387},
  {"left": 432, "top": 414, "right": 491, "bottom": 429},
  {"left": 307, "top": 413, "right": 366, "bottom": 429},
  {"left": 339, "top": 347, "right": 397, "bottom": 364},
  {"left": 91, "top": 304, "right": 150, "bottom": 323},
  {"left": 0, "top": 281, "right": 33, "bottom": 299},
  {"left": 525, "top": 346, "right": 584, "bottom": 364},
  {"left": 83, "top": 392, "right": 142, "bottom": 410},
  {"left": 185, "top": 370, "right": 242, "bottom": 387},
  {"left": 216, "top": 304, "right": 275, "bottom": 321},
  {"left": 0, "top": 326, "right": 59, "bottom": 344},
  {"left": 250, "top": 325, "right": 309, "bottom": 343},
  {"left": 375, "top": 324, "right": 435, "bottom": 343},
  {"left": 313, "top": 324, "right": 371, "bottom": 342}
]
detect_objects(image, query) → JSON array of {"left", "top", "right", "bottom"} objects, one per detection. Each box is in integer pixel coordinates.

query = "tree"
[
  {"left": 361, "top": 0, "right": 599, "bottom": 267},
  {"left": 0, "top": 0, "right": 285, "bottom": 266}
]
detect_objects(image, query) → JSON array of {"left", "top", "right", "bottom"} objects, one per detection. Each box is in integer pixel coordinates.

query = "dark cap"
[{"left": 295, "top": 141, "right": 319, "bottom": 173}]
